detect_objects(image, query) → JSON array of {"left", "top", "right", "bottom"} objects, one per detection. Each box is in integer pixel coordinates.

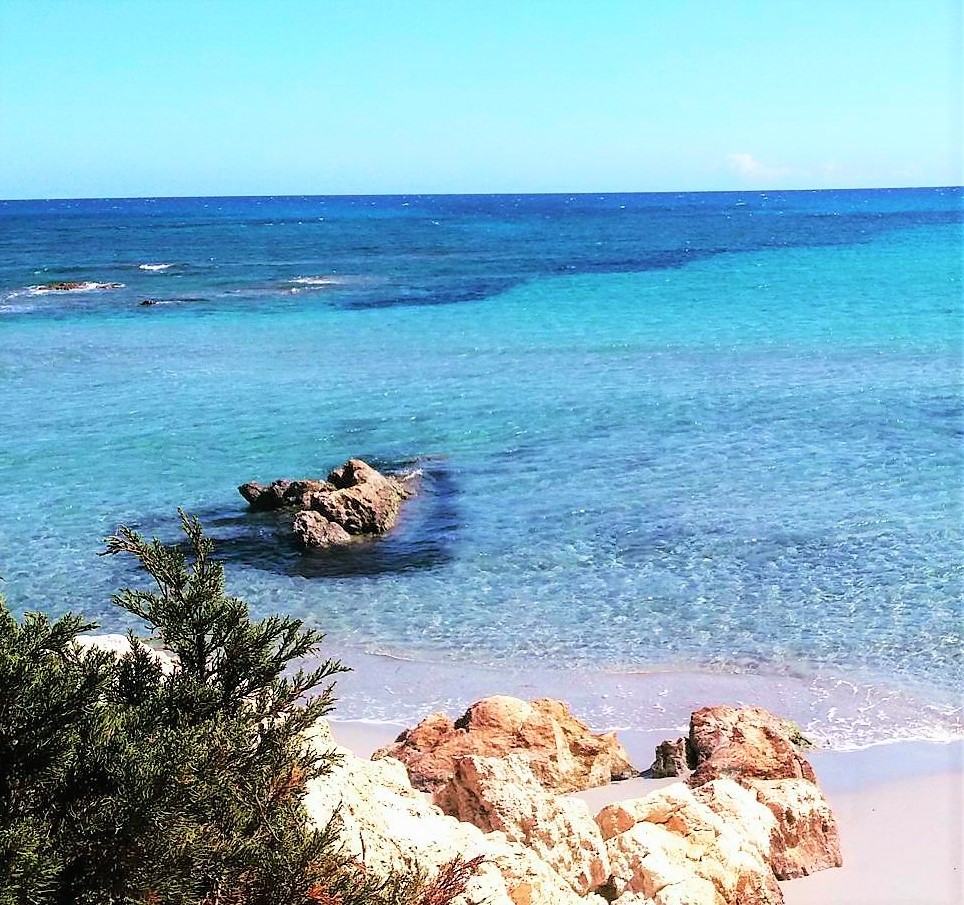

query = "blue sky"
[{"left": 0, "top": 0, "right": 960, "bottom": 198}]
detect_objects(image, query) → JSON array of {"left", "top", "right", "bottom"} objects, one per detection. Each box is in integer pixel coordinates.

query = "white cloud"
[{"left": 727, "top": 153, "right": 769, "bottom": 178}]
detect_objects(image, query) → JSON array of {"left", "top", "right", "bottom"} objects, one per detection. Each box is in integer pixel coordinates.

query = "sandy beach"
[{"left": 330, "top": 718, "right": 964, "bottom": 905}]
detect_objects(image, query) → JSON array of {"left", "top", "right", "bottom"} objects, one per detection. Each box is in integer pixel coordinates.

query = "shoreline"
[
  {"left": 320, "top": 642, "right": 963, "bottom": 752},
  {"left": 330, "top": 717, "right": 964, "bottom": 904}
]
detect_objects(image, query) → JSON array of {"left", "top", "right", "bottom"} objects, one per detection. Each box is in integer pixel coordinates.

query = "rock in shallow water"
[{"left": 238, "top": 458, "right": 415, "bottom": 549}]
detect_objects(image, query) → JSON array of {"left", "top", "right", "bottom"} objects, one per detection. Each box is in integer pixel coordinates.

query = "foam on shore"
[{"left": 319, "top": 643, "right": 963, "bottom": 752}]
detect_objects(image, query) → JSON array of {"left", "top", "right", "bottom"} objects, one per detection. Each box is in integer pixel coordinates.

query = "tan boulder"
[
  {"left": 291, "top": 510, "right": 352, "bottom": 548},
  {"left": 596, "top": 782, "right": 784, "bottom": 905},
  {"left": 746, "top": 779, "right": 842, "bottom": 879},
  {"left": 445, "top": 754, "right": 611, "bottom": 895},
  {"left": 687, "top": 706, "right": 816, "bottom": 787},
  {"left": 312, "top": 458, "right": 411, "bottom": 536},
  {"left": 301, "top": 724, "right": 597, "bottom": 905},
  {"left": 240, "top": 458, "right": 416, "bottom": 549},
  {"left": 373, "top": 695, "right": 637, "bottom": 803},
  {"left": 692, "top": 778, "right": 778, "bottom": 857}
]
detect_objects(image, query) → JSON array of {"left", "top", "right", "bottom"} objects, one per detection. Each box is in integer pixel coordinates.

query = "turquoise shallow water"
[{"left": 0, "top": 190, "right": 961, "bottom": 744}]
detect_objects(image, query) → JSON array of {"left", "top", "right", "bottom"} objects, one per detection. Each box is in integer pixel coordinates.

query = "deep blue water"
[{"left": 1, "top": 188, "right": 961, "bottom": 743}]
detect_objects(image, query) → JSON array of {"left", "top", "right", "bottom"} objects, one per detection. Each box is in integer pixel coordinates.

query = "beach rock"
[
  {"left": 746, "top": 779, "right": 842, "bottom": 879},
  {"left": 687, "top": 706, "right": 817, "bottom": 787},
  {"left": 373, "top": 696, "right": 638, "bottom": 805},
  {"left": 650, "top": 738, "right": 689, "bottom": 778},
  {"left": 444, "top": 754, "right": 611, "bottom": 895},
  {"left": 301, "top": 724, "right": 598, "bottom": 905},
  {"left": 74, "top": 633, "right": 177, "bottom": 674},
  {"left": 596, "top": 782, "right": 784, "bottom": 905},
  {"left": 693, "top": 778, "right": 780, "bottom": 861}
]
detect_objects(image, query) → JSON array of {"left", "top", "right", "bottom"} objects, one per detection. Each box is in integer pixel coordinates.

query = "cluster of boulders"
[
  {"left": 239, "top": 458, "right": 416, "bottom": 550},
  {"left": 305, "top": 696, "right": 842, "bottom": 905}
]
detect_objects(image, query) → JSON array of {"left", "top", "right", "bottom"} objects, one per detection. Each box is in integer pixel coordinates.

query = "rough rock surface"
[
  {"left": 596, "top": 782, "right": 784, "bottom": 905},
  {"left": 312, "top": 459, "right": 407, "bottom": 535},
  {"left": 291, "top": 510, "right": 352, "bottom": 548},
  {"left": 687, "top": 706, "right": 817, "bottom": 787},
  {"left": 240, "top": 478, "right": 334, "bottom": 512},
  {"left": 445, "top": 754, "right": 611, "bottom": 895},
  {"left": 301, "top": 723, "right": 604, "bottom": 905},
  {"left": 372, "top": 696, "right": 638, "bottom": 805},
  {"left": 649, "top": 738, "right": 689, "bottom": 778},
  {"left": 239, "top": 458, "right": 415, "bottom": 549},
  {"left": 746, "top": 779, "right": 843, "bottom": 879},
  {"left": 692, "top": 778, "right": 779, "bottom": 864}
]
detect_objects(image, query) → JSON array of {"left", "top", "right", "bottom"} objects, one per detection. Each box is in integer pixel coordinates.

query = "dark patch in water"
[
  {"left": 196, "top": 458, "right": 461, "bottom": 578},
  {"left": 334, "top": 278, "right": 518, "bottom": 311}
]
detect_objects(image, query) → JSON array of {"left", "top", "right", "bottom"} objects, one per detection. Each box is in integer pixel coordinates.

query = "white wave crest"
[
  {"left": 288, "top": 276, "right": 338, "bottom": 286},
  {"left": 138, "top": 263, "right": 175, "bottom": 272}
]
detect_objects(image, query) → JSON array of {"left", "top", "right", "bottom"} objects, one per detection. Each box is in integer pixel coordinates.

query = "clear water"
[{"left": 1, "top": 189, "right": 961, "bottom": 745}]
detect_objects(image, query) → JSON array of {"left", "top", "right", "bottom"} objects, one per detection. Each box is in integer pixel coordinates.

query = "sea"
[{"left": 0, "top": 189, "right": 961, "bottom": 749}]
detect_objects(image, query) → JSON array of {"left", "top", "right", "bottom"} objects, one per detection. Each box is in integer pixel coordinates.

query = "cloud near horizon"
[{"left": 726, "top": 153, "right": 794, "bottom": 183}]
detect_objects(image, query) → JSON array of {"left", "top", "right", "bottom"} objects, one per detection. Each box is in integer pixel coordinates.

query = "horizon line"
[{"left": 1, "top": 184, "right": 961, "bottom": 205}]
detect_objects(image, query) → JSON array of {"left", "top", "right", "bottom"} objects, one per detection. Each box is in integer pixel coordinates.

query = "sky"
[{"left": 0, "top": 0, "right": 960, "bottom": 198}]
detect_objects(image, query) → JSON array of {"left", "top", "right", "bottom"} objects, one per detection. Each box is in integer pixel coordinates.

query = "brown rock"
[
  {"left": 240, "top": 459, "right": 413, "bottom": 548},
  {"left": 239, "top": 478, "right": 335, "bottom": 511},
  {"left": 292, "top": 511, "right": 353, "bottom": 549},
  {"left": 747, "top": 779, "right": 842, "bottom": 879},
  {"left": 284, "top": 479, "right": 337, "bottom": 509},
  {"left": 372, "top": 696, "right": 638, "bottom": 804},
  {"left": 312, "top": 458, "right": 410, "bottom": 535},
  {"left": 687, "top": 706, "right": 817, "bottom": 787},
  {"left": 445, "top": 754, "right": 611, "bottom": 896},
  {"left": 649, "top": 738, "right": 689, "bottom": 778}
]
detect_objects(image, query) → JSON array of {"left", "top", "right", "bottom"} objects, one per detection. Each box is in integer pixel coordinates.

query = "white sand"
[{"left": 330, "top": 719, "right": 964, "bottom": 904}]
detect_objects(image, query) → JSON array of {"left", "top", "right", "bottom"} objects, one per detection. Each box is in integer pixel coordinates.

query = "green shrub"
[{"left": 0, "top": 512, "right": 448, "bottom": 905}]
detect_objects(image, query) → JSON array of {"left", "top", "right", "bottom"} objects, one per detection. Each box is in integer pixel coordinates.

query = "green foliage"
[{"left": 0, "top": 512, "right": 453, "bottom": 905}]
